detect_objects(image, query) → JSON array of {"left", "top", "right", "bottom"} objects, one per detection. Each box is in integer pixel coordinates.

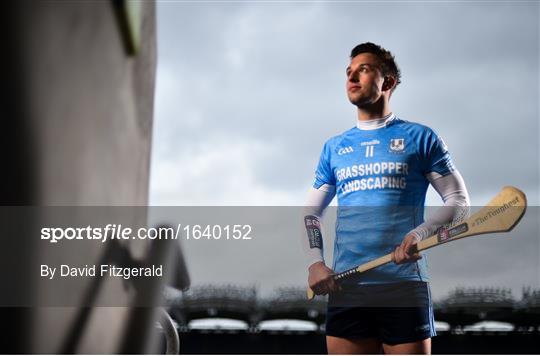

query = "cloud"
[
  {"left": 151, "top": 2, "right": 539, "bottom": 206},
  {"left": 150, "top": 135, "right": 305, "bottom": 205}
]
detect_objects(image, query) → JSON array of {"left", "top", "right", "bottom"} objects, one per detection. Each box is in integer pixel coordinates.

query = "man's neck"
[
  {"left": 357, "top": 107, "right": 392, "bottom": 121},
  {"left": 356, "top": 99, "right": 391, "bottom": 121}
]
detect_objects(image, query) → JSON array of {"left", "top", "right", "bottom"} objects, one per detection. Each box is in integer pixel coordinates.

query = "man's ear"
[{"left": 382, "top": 76, "right": 396, "bottom": 92}]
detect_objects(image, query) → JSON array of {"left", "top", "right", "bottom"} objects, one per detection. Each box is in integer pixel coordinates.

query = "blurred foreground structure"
[{"left": 1, "top": 0, "right": 188, "bottom": 353}]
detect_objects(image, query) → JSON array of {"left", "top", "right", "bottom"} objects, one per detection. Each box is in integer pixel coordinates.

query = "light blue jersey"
[{"left": 313, "top": 115, "right": 454, "bottom": 284}]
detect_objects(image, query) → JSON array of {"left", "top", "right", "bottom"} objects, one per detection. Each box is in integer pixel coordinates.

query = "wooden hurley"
[{"left": 307, "top": 186, "right": 527, "bottom": 300}]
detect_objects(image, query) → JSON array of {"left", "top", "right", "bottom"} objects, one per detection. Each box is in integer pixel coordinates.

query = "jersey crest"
[{"left": 389, "top": 138, "right": 405, "bottom": 152}]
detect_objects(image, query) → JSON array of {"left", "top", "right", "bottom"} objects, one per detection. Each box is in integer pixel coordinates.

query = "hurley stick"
[{"left": 307, "top": 186, "right": 527, "bottom": 300}]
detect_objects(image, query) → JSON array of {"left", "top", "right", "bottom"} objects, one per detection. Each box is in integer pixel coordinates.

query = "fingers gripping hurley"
[{"left": 306, "top": 186, "right": 527, "bottom": 300}]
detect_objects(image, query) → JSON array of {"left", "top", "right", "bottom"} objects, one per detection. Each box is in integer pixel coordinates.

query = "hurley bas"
[{"left": 41, "top": 264, "right": 163, "bottom": 280}]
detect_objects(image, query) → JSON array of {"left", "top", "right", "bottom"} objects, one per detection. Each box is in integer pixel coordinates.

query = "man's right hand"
[{"left": 308, "top": 261, "right": 339, "bottom": 295}]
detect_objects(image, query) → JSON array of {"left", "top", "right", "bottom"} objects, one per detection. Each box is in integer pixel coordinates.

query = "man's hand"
[
  {"left": 392, "top": 233, "right": 422, "bottom": 264},
  {"left": 308, "top": 261, "right": 339, "bottom": 295}
]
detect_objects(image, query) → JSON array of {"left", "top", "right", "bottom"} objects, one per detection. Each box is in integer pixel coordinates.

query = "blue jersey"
[{"left": 313, "top": 115, "right": 454, "bottom": 284}]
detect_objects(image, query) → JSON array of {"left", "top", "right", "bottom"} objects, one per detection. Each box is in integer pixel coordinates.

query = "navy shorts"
[{"left": 325, "top": 281, "right": 436, "bottom": 345}]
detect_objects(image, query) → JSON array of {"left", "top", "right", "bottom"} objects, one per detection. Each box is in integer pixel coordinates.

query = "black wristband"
[{"left": 304, "top": 215, "right": 323, "bottom": 249}]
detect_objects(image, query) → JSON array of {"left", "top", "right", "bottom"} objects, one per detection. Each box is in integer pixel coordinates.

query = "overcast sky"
[{"left": 148, "top": 1, "right": 539, "bottom": 299}]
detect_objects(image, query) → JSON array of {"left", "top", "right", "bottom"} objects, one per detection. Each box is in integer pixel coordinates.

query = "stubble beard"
[
  {"left": 348, "top": 93, "right": 373, "bottom": 108},
  {"left": 348, "top": 87, "right": 384, "bottom": 109}
]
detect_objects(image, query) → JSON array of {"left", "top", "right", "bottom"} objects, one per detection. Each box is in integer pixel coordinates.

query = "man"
[{"left": 302, "top": 42, "right": 470, "bottom": 354}]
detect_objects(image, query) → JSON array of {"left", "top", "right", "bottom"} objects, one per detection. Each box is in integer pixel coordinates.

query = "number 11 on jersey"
[{"left": 365, "top": 145, "right": 374, "bottom": 157}]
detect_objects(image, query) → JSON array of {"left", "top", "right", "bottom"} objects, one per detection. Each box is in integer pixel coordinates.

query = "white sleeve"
[
  {"left": 301, "top": 185, "right": 336, "bottom": 268},
  {"left": 408, "top": 170, "right": 470, "bottom": 240}
]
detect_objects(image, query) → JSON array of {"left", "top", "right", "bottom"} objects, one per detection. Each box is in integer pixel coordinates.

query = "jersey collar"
[{"left": 356, "top": 113, "right": 396, "bottom": 130}]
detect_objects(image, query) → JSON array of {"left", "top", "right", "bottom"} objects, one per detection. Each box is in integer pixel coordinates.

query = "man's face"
[{"left": 346, "top": 52, "right": 385, "bottom": 107}]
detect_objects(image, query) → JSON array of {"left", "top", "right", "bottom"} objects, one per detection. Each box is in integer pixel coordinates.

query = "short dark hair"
[{"left": 350, "top": 42, "right": 401, "bottom": 89}]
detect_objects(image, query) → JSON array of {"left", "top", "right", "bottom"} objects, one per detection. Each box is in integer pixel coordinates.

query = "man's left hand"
[{"left": 392, "top": 233, "right": 422, "bottom": 264}]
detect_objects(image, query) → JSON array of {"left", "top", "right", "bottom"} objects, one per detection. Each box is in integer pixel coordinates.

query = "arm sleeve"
[
  {"left": 408, "top": 170, "right": 470, "bottom": 240},
  {"left": 301, "top": 186, "right": 336, "bottom": 268}
]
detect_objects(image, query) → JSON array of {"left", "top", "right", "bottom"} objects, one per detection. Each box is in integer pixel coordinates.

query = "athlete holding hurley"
[{"left": 302, "top": 43, "right": 470, "bottom": 354}]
